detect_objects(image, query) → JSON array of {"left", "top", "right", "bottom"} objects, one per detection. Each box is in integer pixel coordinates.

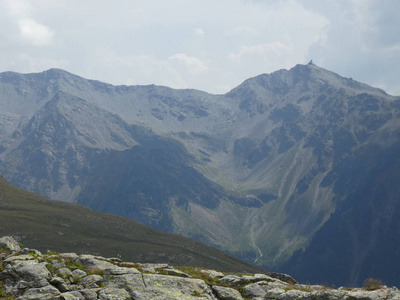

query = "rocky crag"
[{"left": 1, "top": 237, "right": 399, "bottom": 300}]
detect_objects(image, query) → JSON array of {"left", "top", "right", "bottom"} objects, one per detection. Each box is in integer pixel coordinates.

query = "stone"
[
  {"left": 346, "top": 288, "right": 392, "bottom": 300},
  {"left": 220, "top": 273, "right": 277, "bottom": 287},
  {"left": 76, "top": 255, "right": 116, "bottom": 270},
  {"left": 50, "top": 276, "right": 70, "bottom": 292},
  {"left": 139, "top": 263, "right": 170, "bottom": 273},
  {"left": 312, "top": 289, "right": 347, "bottom": 300},
  {"left": 60, "top": 253, "right": 79, "bottom": 261},
  {"left": 266, "top": 271, "right": 298, "bottom": 284},
  {"left": 200, "top": 269, "right": 225, "bottom": 278},
  {"left": 103, "top": 273, "right": 145, "bottom": 295},
  {"left": 71, "top": 269, "right": 87, "bottom": 281},
  {"left": 77, "top": 274, "right": 103, "bottom": 288},
  {"left": 3, "top": 255, "right": 51, "bottom": 288},
  {"left": 58, "top": 267, "right": 73, "bottom": 277},
  {"left": 98, "top": 287, "right": 131, "bottom": 299},
  {"left": 164, "top": 268, "right": 191, "bottom": 278},
  {"left": 58, "top": 291, "right": 85, "bottom": 300},
  {"left": 242, "top": 281, "right": 287, "bottom": 299},
  {"left": 18, "top": 248, "right": 42, "bottom": 256},
  {"left": 141, "top": 273, "right": 215, "bottom": 299},
  {"left": 0, "top": 236, "right": 21, "bottom": 252},
  {"left": 103, "top": 266, "right": 140, "bottom": 275},
  {"left": 52, "top": 261, "right": 67, "bottom": 269},
  {"left": 220, "top": 275, "right": 248, "bottom": 286},
  {"left": 79, "top": 288, "right": 101, "bottom": 300},
  {"left": 277, "top": 289, "right": 312, "bottom": 300},
  {"left": 131, "top": 287, "right": 215, "bottom": 300},
  {"left": 18, "top": 284, "right": 60, "bottom": 300},
  {"left": 212, "top": 285, "right": 244, "bottom": 300},
  {"left": 50, "top": 276, "right": 66, "bottom": 285}
]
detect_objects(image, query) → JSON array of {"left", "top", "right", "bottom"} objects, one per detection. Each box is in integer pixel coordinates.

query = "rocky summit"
[{"left": 1, "top": 237, "right": 399, "bottom": 300}]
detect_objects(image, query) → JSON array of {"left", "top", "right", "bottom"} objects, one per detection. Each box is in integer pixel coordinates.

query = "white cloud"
[
  {"left": 228, "top": 42, "right": 292, "bottom": 61},
  {"left": 194, "top": 28, "right": 204, "bottom": 38},
  {"left": 19, "top": 18, "right": 54, "bottom": 46},
  {"left": 169, "top": 53, "right": 208, "bottom": 75},
  {"left": 0, "top": 52, "right": 69, "bottom": 73},
  {"left": 1, "top": 0, "right": 32, "bottom": 17},
  {"left": 305, "top": 0, "right": 400, "bottom": 95},
  {"left": 82, "top": 49, "right": 184, "bottom": 89},
  {"left": 225, "top": 26, "right": 259, "bottom": 37}
]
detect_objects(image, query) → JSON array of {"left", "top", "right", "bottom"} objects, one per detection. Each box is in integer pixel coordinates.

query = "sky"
[{"left": 0, "top": 0, "right": 399, "bottom": 95}]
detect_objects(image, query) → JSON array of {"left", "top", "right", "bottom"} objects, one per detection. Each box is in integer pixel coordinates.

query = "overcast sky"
[{"left": 0, "top": 0, "right": 399, "bottom": 95}]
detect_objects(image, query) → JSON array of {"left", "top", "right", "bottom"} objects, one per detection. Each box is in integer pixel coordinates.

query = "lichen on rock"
[{"left": 0, "top": 236, "right": 399, "bottom": 300}]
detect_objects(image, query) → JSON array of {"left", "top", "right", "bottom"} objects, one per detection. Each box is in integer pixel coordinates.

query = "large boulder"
[{"left": 0, "top": 236, "right": 21, "bottom": 252}]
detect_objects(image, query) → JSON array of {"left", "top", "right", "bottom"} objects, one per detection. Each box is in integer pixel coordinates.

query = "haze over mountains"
[{"left": 0, "top": 62, "right": 399, "bottom": 287}]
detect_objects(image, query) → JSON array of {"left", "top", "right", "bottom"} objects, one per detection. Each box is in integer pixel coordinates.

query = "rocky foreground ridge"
[{"left": 1, "top": 237, "right": 399, "bottom": 300}]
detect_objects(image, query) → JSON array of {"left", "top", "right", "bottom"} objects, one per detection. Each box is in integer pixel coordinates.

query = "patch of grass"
[
  {"left": 46, "top": 263, "right": 56, "bottom": 274},
  {"left": 284, "top": 283, "right": 314, "bottom": 292},
  {"left": 65, "top": 260, "right": 85, "bottom": 271},
  {"left": 174, "top": 265, "right": 253, "bottom": 297},
  {"left": 154, "top": 268, "right": 168, "bottom": 275},
  {"left": 87, "top": 268, "right": 105, "bottom": 276},
  {"left": 0, "top": 246, "right": 12, "bottom": 256},
  {"left": 72, "top": 275, "right": 82, "bottom": 283},
  {"left": 175, "top": 266, "right": 229, "bottom": 287},
  {"left": 57, "top": 271, "right": 72, "bottom": 281},
  {"left": 363, "top": 278, "right": 384, "bottom": 291},
  {"left": 191, "top": 289, "right": 202, "bottom": 296}
]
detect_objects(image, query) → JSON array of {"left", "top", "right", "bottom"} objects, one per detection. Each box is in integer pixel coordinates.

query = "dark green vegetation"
[
  {"left": 0, "top": 63, "right": 400, "bottom": 287},
  {"left": 0, "top": 175, "right": 262, "bottom": 274}
]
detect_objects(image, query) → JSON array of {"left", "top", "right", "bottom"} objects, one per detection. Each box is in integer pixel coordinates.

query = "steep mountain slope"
[
  {"left": 281, "top": 141, "right": 400, "bottom": 287},
  {"left": 0, "top": 63, "right": 399, "bottom": 286},
  {"left": 0, "top": 175, "right": 262, "bottom": 273}
]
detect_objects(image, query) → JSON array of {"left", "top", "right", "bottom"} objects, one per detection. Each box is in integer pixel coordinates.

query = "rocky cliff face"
[
  {"left": 2, "top": 236, "right": 399, "bottom": 300},
  {"left": 0, "top": 64, "right": 400, "bottom": 286}
]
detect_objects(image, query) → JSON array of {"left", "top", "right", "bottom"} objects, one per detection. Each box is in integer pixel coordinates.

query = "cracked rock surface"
[{"left": 1, "top": 236, "right": 399, "bottom": 300}]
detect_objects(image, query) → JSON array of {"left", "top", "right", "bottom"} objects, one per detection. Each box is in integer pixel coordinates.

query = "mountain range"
[{"left": 0, "top": 62, "right": 399, "bottom": 286}]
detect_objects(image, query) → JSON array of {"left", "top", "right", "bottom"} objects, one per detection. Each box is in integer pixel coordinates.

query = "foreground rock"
[{"left": 0, "top": 236, "right": 399, "bottom": 299}]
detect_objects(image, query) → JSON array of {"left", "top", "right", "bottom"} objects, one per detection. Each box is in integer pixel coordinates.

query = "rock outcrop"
[{"left": 0, "top": 236, "right": 399, "bottom": 300}]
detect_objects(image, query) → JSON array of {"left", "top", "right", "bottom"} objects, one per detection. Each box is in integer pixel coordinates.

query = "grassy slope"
[{"left": 0, "top": 176, "right": 263, "bottom": 274}]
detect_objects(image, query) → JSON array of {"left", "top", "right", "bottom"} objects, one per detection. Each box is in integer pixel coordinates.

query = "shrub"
[{"left": 363, "top": 278, "right": 384, "bottom": 290}]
